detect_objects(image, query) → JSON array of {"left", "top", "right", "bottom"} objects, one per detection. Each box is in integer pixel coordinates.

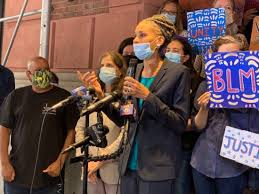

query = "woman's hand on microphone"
[
  {"left": 123, "top": 77, "right": 150, "bottom": 100},
  {"left": 77, "top": 71, "right": 104, "bottom": 99}
]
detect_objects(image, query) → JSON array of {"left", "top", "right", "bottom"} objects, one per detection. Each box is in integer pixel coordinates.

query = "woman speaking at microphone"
[
  {"left": 119, "top": 15, "right": 190, "bottom": 194},
  {"left": 76, "top": 51, "right": 127, "bottom": 194}
]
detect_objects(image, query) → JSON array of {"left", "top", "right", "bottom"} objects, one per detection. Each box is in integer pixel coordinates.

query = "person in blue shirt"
[{"left": 191, "top": 36, "right": 255, "bottom": 194}]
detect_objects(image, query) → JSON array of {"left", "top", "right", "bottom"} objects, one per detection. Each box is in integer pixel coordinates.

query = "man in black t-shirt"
[{"left": 0, "top": 57, "right": 79, "bottom": 194}]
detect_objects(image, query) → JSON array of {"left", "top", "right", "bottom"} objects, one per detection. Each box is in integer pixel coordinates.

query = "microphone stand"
[
  {"left": 66, "top": 126, "right": 90, "bottom": 194},
  {"left": 82, "top": 112, "right": 90, "bottom": 194},
  {"left": 82, "top": 143, "right": 89, "bottom": 194},
  {"left": 82, "top": 111, "right": 103, "bottom": 194}
]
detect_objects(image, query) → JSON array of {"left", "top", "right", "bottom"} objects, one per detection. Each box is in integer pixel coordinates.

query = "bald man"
[{"left": 0, "top": 57, "right": 79, "bottom": 194}]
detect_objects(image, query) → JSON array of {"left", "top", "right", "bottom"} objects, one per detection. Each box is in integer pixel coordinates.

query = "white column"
[{"left": 39, "top": 0, "right": 51, "bottom": 59}]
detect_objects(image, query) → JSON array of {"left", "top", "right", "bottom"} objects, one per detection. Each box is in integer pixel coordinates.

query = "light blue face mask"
[
  {"left": 133, "top": 43, "right": 154, "bottom": 60},
  {"left": 162, "top": 13, "right": 176, "bottom": 24},
  {"left": 165, "top": 52, "right": 181, "bottom": 64},
  {"left": 99, "top": 67, "right": 118, "bottom": 84}
]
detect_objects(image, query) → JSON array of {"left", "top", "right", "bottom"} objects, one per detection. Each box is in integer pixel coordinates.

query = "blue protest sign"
[
  {"left": 205, "top": 51, "right": 259, "bottom": 109},
  {"left": 187, "top": 8, "right": 226, "bottom": 55}
]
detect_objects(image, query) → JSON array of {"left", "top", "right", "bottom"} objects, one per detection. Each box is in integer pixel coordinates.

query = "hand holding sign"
[{"left": 197, "top": 92, "right": 211, "bottom": 110}]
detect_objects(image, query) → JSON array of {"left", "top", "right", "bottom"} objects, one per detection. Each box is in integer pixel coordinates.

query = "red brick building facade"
[{"left": 2, "top": 0, "right": 164, "bottom": 72}]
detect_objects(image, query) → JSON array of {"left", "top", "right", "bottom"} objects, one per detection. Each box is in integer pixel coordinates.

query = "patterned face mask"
[{"left": 31, "top": 69, "right": 53, "bottom": 89}]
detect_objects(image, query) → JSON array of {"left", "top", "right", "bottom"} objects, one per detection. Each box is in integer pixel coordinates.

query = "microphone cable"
[
  {"left": 115, "top": 119, "right": 132, "bottom": 194},
  {"left": 84, "top": 120, "right": 129, "bottom": 194},
  {"left": 29, "top": 110, "right": 47, "bottom": 194},
  {"left": 29, "top": 108, "right": 64, "bottom": 194},
  {"left": 86, "top": 125, "right": 127, "bottom": 162}
]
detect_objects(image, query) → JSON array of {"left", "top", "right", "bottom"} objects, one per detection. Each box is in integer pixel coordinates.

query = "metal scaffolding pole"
[
  {"left": 2, "top": 0, "right": 29, "bottom": 67},
  {"left": 0, "top": 9, "right": 42, "bottom": 23},
  {"left": 39, "top": 0, "right": 51, "bottom": 59}
]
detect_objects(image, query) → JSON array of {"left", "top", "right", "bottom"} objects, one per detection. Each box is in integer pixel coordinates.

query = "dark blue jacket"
[
  {"left": 106, "top": 61, "right": 191, "bottom": 181},
  {"left": 0, "top": 65, "right": 15, "bottom": 106}
]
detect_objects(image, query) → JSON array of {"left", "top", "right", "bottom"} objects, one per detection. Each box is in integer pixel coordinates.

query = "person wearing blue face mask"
[
  {"left": 99, "top": 66, "right": 119, "bottom": 85},
  {"left": 78, "top": 51, "right": 126, "bottom": 99},
  {"left": 165, "top": 38, "right": 190, "bottom": 65},
  {"left": 91, "top": 15, "right": 190, "bottom": 194},
  {"left": 158, "top": 0, "right": 187, "bottom": 37},
  {"left": 79, "top": 15, "right": 191, "bottom": 194},
  {"left": 166, "top": 37, "right": 204, "bottom": 194},
  {"left": 76, "top": 51, "right": 127, "bottom": 194},
  {"left": 121, "top": 14, "right": 191, "bottom": 194}
]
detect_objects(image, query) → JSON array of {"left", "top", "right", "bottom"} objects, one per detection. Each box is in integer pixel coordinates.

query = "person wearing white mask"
[
  {"left": 158, "top": 0, "right": 187, "bottom": 37},
  {"left": 76, "top": 51, "right": 127, "bottom": 194}
]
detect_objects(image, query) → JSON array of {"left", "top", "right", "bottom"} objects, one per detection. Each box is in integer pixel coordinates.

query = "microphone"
[
  {"left": 62, "top": 122, "right": 109, "bottom": 154},
  {"left": 81, "top": 90, "right": 122, "bottom": 116},
  {"left": 50, "top": 96, "right": 80, "bottom": 111},
  {"left": 120, "top": 58, "right": 138, "bottom": 117},
  {"left": 62, "top": 136, "right": 90, "bottom": 154},
  {"left": 127, "top": 58, "right": 138, "bottom": 79},
  {"left": 49, "top": 86, "right": 94, "bottom": 111},
  {"left": 71, "top": 86, "right": 95, "bottom": 100},
  {"left": 123, "top": 55, "right": 141, "bottom": 70}
]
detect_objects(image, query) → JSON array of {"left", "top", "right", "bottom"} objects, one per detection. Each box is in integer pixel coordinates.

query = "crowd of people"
[{"left": 0, "top": 0, "right": 258, "bottom": 194}]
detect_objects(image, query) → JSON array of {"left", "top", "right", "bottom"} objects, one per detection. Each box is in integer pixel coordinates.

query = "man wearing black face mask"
[{"left": 0, "top": 56, "right": 79, "bottom": 194}]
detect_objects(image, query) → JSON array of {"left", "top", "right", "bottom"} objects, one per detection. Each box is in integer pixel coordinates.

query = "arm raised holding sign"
[{"left": 190, "top": 35, "right": 250, "bottom": 194}]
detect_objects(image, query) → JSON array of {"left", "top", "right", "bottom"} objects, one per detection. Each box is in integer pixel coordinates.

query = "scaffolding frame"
[{"left": 0, "top": 0, "right": 51, "bottom": 67}]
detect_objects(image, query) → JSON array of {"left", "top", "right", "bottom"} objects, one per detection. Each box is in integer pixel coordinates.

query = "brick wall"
[{"left": 51, "top": 0, "right": 109, "bottom": 20}]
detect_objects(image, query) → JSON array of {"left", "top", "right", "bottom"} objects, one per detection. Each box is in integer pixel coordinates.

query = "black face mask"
[{"left": 123, "top": 55, "right": 142, "bottom": 67}]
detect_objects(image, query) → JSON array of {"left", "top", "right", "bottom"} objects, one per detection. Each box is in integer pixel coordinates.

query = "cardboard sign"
[
  {"left": 220, "top": 126, "right": 259, "bottom": 169},
  {"left": 205, "top": 51, "right": 259, "bottom": 109},
  {"left": 187, "top": 8, "right": 226, "bottom": 55},
  {"left": 250, "top": 16, "right": 259, "bottom": 51}
]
